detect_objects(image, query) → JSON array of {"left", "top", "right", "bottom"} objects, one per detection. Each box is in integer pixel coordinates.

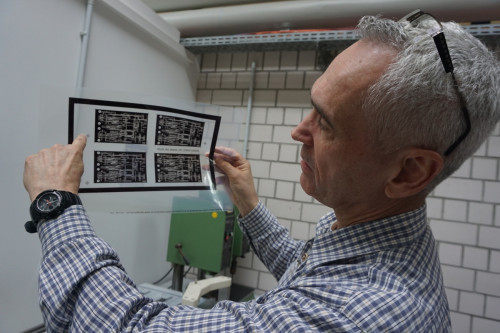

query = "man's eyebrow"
[{"left": 311, "top": 98, "right": 334, "bottom": 129}]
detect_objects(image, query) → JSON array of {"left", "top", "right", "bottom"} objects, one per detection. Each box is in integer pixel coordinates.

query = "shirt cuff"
[
  {"left": 238, "top": 202, "right": 276, "bottom": 236},
  {"left": 38, "top": 205, "right": 97, "bottom": 257}
]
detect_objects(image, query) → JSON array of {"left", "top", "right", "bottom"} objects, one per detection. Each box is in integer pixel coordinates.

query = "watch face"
[{"left": 36, "top": 191, "right": 62, "bottom": 212}]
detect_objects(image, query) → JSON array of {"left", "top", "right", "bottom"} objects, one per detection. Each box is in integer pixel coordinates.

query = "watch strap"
[{"left": 25, "top": 190, "right": 82, "bottom": 234}]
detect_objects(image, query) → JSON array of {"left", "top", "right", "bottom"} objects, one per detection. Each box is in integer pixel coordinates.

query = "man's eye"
[{"left": 317, "top": 116, "right": 328, "bottom": 130}]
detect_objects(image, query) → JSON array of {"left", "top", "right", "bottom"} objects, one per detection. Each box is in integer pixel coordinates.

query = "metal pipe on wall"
[
  {"left": 159, "top": 0, "right": 500, "bottom": 37},
  {"left": 75, "top": 0, "right": 95, "bottom": 96}
]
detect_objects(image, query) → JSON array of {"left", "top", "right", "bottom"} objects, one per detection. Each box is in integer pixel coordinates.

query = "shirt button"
[{"left": 302, "top": 253, "right": 308, "bottom": 262}]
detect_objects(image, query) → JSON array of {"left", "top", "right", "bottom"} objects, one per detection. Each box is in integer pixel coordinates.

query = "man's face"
[{"left": 291, "top": 40, "right": 397, "bottom": 219}]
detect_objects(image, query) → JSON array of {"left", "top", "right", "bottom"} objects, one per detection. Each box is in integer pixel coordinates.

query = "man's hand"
[
  {"left": 23, "top": 134, "right": 87, "bottom": 202},
  {"left": 211, "top": 147, "right": 259, "bottom": 217}
]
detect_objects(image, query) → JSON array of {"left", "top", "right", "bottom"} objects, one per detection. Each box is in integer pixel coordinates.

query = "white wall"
[{"left": 0, "top": 1, "right": 198, "bottom": 331}]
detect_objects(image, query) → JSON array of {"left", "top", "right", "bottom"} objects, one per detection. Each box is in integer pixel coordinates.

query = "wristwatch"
[{"left": 25, "top": 190, "right": 82, "bottom": 233}]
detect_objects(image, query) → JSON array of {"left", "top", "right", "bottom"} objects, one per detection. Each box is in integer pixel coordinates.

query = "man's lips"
[{"left": 300, "top": 159, "right": 313, "bottom": 174}]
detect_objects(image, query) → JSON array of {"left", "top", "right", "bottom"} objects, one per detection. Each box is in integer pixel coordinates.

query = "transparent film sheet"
[{"left": 65, "top": 96, "right": 244, "bottom": 213}]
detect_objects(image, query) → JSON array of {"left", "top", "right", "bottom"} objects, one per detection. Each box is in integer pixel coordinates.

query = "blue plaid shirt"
[{"left": 38, "top": 202, "right": 451, "bottom": 332}]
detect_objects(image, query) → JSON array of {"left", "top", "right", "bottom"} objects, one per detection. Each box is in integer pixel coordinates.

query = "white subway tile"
[
  {"left": 212, "top": 90, "right": 243, "bottom": 106},
  {"left": 266, "top": 108, "right": 284, "bottom": 124},
  {"left": 495, "top": 205, "right": 500, "bottom": 227},
  {"left": 263, "top": 51, "right": 280, "bottom": 70},
  {"left": 452, "top": 159, "right": 471, "bottom": 178},
  {"left": 267, "top": 198, "right": 302, "bottom": 220},
  {"left": 472, "top": 157, "right": 498, "bottom": 180},
  {"left": 308, "top": 223, "right": 317, "bottom": 239},
  {"left": 277, "top": 90, "right": 311, "bottom": 107},
  {"left": 298, "top": 50, "right": 316, "bottom": 70},
  {"left": 280, "top": 51, "right": 298, "bottom": 70},
  {"left": 258, "top": 272, "right": 278, "bottom": 291},
  {"left": 249, "top": 160, "right": 271, "bottom": 178},
  {"left": 216, "top": 53, "right": 232, "bottom": 72},
  {"left": 439, "top": 243, "right": 463, "bottom": 266},
  {"left": 479, "top": 225, "right": 500, "bottom": 250},
  {"left": 247, "top": 52, "right": 264, "bottom": 70},
  {"left": 233, "top": 106, "right": 246, "bottom": 123},
  {"left": 304, "top": 71, "right": 322, "bottom": 89},
  {"left": 476, "top": 271, "right": 500, "bottom": 297},
  {"left": 290, "top": 221, "right": 310, "bottom": 240},
  {"left": 487, "top": 136, "right": 500, "bottom": 157},
  {"left": 231, "top": 52, "right": 248, "bottom": 71},
  {"left": 272, "top": 126, "right": 296, "bottom": 144},
  {"left": 248, "top": 124, "right": 273, "bottom": 142},
  {"left": 434, "top": 178, "right": 483, "bottom": 201},
  {"left": 197, "top": 73, "right": 207, "bottom": 89},
  {"left": 201, "top": 53, "right": 217, "bottom": 72},
  {"left": 279, "top": 144, "right": 298, "bottom": 163},
  {"left": 485, "top": 296, "right": 500, "bottom": 320},
  {"left": 270, "top": 162, "right": 302, "bottom": 182},
  {"left": 196, "top": 90, "right": 212, "bottom": 104},
  {"left": 443, "top": 199, "right": 468, "bottom": 222},
  {"left": 491, "top": 250, "right": 500, "bottom": 273},
  {"left": 472, "top": 316, "right": 500, "bottom": 333},
  {"left": 468, "top": 202, "right": 494, "bottom": 225},
  {"left": 493, "top": 123, "right": 500, "bottom": 136},
  {"left": 459, "top": 291, "right": 485, "bottom": 316},
  {"left": 268, "top": 72, "right": 286, "bottom": 89},
  {"left": 441, "top": 265, "right": 475, "bottom": 291},
  {"left": 426, "top": 197, "right": 443, "bottom": 219},
  {"left": 284, "top": 108, "right": 303, "bottom": 126},
  {"left": 250, "top": 107, "right": 267, "bottom": 124},
  {"left": 294, "top": 184, "right": 313, "bottom": 203},
  {"left": 236, "top": 72, "right": 250, "bottom": 89},
  {"left": 276, "top": 181, "right": 294, "bottom": 200},
  {"left": 301, "top": 203, "right": 333, "bottom": 223},
  {"left": 246, "top": 90, "right": 277, "bottom": 107},
  {"left": 449, "top": 312, "right": 471, "bottom": 333},
  {"left": 473, "top": 140, "right": 488, "bottom": 157},
  {"left": 246, "top": 142, "right": 262, "bottom": 160},
  {"left": 463, "top": 246, "right": 488, "bottom": 270},
  {"left": 279, "top": 218, "right": 292, "bottom": 231},
  {"left": 232, "top": 267, "right": 259, "bottom": 288},
  {"left": 220, "top": 72, "right": 237, "bottom": 89},
  {"left": 236, "top": 251, "right": 253, "bottom": 269},
  {"left": 254, "top": 72, "right": 269, "bottom": 89},
  {"left": 252, "top": 256, "right": 267, "bottom": 272},
  {"left": 286, "top": 72, "right": 304, "bottom": 89},
  {"left": 484, "top": 181, "right": 500, "bottom": 203},
  {"left": 262, "top": 143, "right": 280, "bottom": 161},
  {"left": 430, "top": 220, "right": 477, "bottom": 245},
  {"left": 445, "top": 288, "right": 459, "bottom": 311}
]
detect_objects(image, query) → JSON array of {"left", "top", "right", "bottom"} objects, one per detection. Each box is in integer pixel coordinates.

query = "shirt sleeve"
[
  {"left": 36, "top": 205, "right": 358, "bottom": 332},
  {"left": 238, "top": 202, "right": 305, "bottom": 281}
]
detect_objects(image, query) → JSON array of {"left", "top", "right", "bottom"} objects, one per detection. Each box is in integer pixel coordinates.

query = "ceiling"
[
  {"left": 141, "top": 0, "right": 284, "bottom": 12},
  {"left": 140, "top": 0, "right": 500, "bottom": 38}
]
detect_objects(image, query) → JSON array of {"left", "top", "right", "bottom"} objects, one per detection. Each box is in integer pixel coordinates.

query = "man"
[{"left": 24, "top": 11, "right": 498, "bottom": 332}]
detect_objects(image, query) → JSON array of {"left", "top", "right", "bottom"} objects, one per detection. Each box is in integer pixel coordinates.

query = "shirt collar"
[{"left": 307, "top": 205, "right": 428, "bottom": 267}]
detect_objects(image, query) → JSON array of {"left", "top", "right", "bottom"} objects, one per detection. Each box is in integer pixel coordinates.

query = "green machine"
[{"left": 167, "top": 207, "right": 249, "bottom": 292}]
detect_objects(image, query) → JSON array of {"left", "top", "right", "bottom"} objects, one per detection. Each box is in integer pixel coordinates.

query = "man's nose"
[{"left": 291, "top": 113, "right": 313, "bottom": 145}]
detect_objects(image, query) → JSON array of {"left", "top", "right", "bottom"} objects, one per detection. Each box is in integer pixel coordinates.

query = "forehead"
[{"left": 311, "top": 40, "right": 397, "bottom": 118}]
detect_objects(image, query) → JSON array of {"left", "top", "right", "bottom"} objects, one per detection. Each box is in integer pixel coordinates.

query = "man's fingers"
[
  {"left": 214, "top": 157, "right": 234, "bottom": 176},
  {"left": 72, "top": 134, "right": 87, "bottom": 151}
]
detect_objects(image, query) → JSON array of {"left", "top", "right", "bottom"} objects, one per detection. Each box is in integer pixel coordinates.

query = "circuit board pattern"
[
  {"left": 155, "top": 115, "right": 204, "bottom": 147},
  {"left": 155, "top": 154, "right": 201, "bottom": 183},
  {"left": 95, "top": 109, "right": 148, "bottom": 144},
  {"left": 95, "top": 151, "right": 147, "bottom": 183}
]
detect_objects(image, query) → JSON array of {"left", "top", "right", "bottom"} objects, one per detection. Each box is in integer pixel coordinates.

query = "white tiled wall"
[{"left": 194, "top": 43, "right": 500, "bottom": 332}]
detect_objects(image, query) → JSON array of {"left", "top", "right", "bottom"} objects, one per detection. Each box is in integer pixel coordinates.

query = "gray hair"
[{"left": 357, "top": 15, "right": 500, "bottom": 191}]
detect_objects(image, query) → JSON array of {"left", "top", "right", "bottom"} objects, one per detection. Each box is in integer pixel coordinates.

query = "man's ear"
[{"left": 385, "top": 148, "right": 443, "bottom": 199}]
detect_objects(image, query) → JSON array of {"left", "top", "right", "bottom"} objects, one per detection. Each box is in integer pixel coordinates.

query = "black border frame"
[{"left": 69, "top": 97, "right": 220, "bottom": 193}]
